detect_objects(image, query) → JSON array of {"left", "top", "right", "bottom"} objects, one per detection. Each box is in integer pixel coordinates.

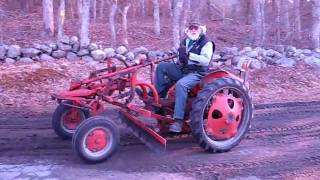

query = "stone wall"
[
  {"left": 0, "top": 35, "right": 168, "bottom": 66},
  {"left": 1, "top": 35, "right": 320, "bottom": 70}
]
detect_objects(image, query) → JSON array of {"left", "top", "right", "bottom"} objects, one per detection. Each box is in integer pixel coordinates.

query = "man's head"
[{"left": 185, "top": 20, "right": 206, "bottom": 41}]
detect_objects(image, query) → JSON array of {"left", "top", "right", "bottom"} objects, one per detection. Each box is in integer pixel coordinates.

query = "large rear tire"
[
  {"left": 190, "top": 77, "right": 253, "bottom": 152},
  {"left": 72, "top": 116, "right": 120, "bottom": 163},
  {"left": 52, "top": 101, "right": 90, "bottom": 139}
]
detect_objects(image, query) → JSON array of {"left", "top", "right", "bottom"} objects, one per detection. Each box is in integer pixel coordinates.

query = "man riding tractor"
[{"left": 137, "top": 20, "right": 215, "bottom": 133}]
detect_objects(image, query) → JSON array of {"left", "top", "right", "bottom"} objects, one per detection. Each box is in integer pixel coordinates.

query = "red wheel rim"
[
  {"left": 85, "top": 128, "right": 108, "bottom": 152},
  {"left": 62, "top": 108, "right": 83, "bottom": 130},
  {"left": 205, "top": 90, "right": 243, "bottom": 140}
]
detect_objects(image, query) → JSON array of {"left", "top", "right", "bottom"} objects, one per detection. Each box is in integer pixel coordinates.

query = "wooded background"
[{"left": 1, "top": 0, "right": 320, "bottom": 49}]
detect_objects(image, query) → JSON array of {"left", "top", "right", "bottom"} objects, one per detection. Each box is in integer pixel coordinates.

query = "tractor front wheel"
[
  {"left": 72, "top": 116, "right": 119, "bottom": 163},
  {"left": 52, "top": 101, "right": 90, "bottom": 139},
  {"left": 190, "top": 77, "right": 253, "bottom": 152}
]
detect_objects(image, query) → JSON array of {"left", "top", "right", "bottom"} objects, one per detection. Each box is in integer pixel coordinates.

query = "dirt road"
[{"left": 0, "top": 101, "right": 320, "bottom": 180}]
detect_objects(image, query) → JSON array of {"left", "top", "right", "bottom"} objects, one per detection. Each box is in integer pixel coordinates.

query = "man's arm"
[{"left": 189, "top": 41, "right": 213, "bottom": 66}]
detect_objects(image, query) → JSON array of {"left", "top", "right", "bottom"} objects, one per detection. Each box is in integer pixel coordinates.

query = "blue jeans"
[{"left": 155, "top": 62, "right": 203, "bottom": 120}]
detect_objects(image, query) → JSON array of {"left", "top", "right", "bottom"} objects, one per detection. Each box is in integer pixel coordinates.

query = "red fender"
[
  {"left": 202, "top": 70, "right": 243, "bottom": 84},
  {"left": 192, "top": 70, "right": 243, "bottom": 95}
]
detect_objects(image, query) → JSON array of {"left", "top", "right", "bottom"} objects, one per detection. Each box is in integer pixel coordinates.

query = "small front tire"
[
  {"left": 52, "top": 101, "right": 90, "bottom": 139},
  {"left": 72, "top": 116, "right": 120, "bottom": 163}
]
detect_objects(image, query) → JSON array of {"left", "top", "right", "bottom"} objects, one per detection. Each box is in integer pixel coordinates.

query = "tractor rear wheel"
[
  {"left": 190, "top": 77, "right": 253, "bottom": 152},
  {"left": 52, "top": 101, "right": 90, "bottom": 139},
  {"left": 72, "top": 116, "right": 119, "bottom": 163}
]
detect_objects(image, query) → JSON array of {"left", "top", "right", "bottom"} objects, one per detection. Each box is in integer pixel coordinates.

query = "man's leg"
[
  {"left": 155, "top": 62, "right": 183, "bottom": 98},
  {"left": 170, "top": 73, "right": 203, "bottom": 132}
]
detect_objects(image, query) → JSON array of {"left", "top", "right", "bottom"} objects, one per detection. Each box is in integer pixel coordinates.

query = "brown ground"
[{"left": 1, "top": 90, "right": 320, "bottom": 179}]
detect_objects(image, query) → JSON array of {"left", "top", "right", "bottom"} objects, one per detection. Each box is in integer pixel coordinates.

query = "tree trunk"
[
  {"left": 42, "top": 0, "right": 54, "bottom": 36},
  {"left": 168, "top": 0, "right": 174, "bottom": 17},
  {"left": 0, "top": 9, "right": 3, "bottom": 43},
  {"left": 172, "top": 0, "right": 183, "bottom": 49},
  {"left": 191, "top": 0, "right": 204, "bottom": 22},
  {"left": 180, "top": 0, "right": 191, "bottom": 36},
  {"left": 293, "top": 0, "right": 301, "bottom": 39},
  {"left": 140, "top": 0, "right": 145, "bottom": 17},
  {"left": 20, "top": 0, "right": 29, "bottom": 14},
  {"left": 281, "top": 0, "right": 290, "bottom": 32},
  {"left": 78, "top": 0, "right": 82, "bottom": 23},
  {"left": 68, "top": 0, "right": 75, "bottom": 19},
  {"left": 261, "top": 0, "right": 266, "bottom": 45},
  {"left": 79, "top": 0, "right": 91, "bottom": 47},
  {"left": 254, "top": 0, "right": 265, "bottom": 46},
  {"left": 121, "top": 5, "right": 130, "bottom": 46},
  {"left": 99, "top": 0, "right": 104, "bottom": 19},
  {"left": 312, "top": 0, "right": 320, "bottom": 48},
  {"left": 92, "top": 0, "right": 96, "bottom": 23},
  {"left": 237, "top": 0, "right": 251, "bottom": 24},
  {"left": 247, "top": 0, "right": 254, "bottom": 25},
  {"left": 207, "top": 0, "right": 224, "bottom": 21},
  {"left": 57, "top": 0, "right": 66, "bottom": 41},
  {"left": 274, "top": 0, "right": 281, "bottom": 44},
  {"left": 110, "top": 1, "right": 117, "bottom": 46},
  {"left": 152, "top": 0, "right": 160, "bottom": 36}
]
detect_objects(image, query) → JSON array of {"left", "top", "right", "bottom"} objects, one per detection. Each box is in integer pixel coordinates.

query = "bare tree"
[
  {"left": 152, "top": 0, "right": 160, "bottom": 36},
  {"left": 235, "top": 0, "right": 252, "bottom": 24},
  {"left": 168, "top": 0, "right": 174, "bottom": 17},
  {"left": 0, "top": 9, "right": 3, "bottom": 43},
  {"left": 312, "top": 0, "right": 320, "bottom": 48},
  {"left": 78, "top": 0, "right": 82, "bottom": 23},
  {"left": 119, "top": 4, "right": 131, "bottom": 46},
  {"left": 281, "top": 0, "right": 290, "bottom": 32},
  {"left": 274, "top": 0, "right": 281, "bottom": 44},
  {"left": 110, "top": 0, "right": 118, "bottom": 46},
  {"left": 79, "top": 0, "right": 91, "bottom": 47},
  {"left": 254, "top": 0, "right": 266, "bottom": 46},
  {"left": 57, "top": 0, "right": 66, "bottom": 41},
  {"left": 191, "top": 0, "right": 204, "bottom": 22},
  {"left": 92, "top": 0, "right": 97, "bottom": 23},
  {"left": 207, "top": 0, "right": 224, "bottom": 21},
  {"left": 172, "top": 0, "right": 183, "bottom": 48},
  {"left": 293, "top": 0, "right": 302, "bottom": 39},
  {"left": 140, "top": 0, "right": 145, "bottom": 17},
  {"left": 246, "top": 0, "right": 255, "bottom": 25},
  {"left": 180, "top": 0, "right": 191, "bottom": 36},
  {"left": 42, "top": 0, "right": 54, "bottom": 36},
  {"left": 20, "top": 0, "right": 29, "bottom": 14},
  {"left": 68, "top": 0, "right": 75, "bottom": 19},
  {"left": 99, "top": 0, "right": 105, "bottom": 19}
]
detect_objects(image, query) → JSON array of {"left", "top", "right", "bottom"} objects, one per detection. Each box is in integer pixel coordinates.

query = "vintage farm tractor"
[{"left": 51, "top": 53, "right": 253, "bottom": 163}]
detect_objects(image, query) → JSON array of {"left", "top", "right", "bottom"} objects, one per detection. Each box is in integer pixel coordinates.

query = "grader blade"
[{"left": 119, "top": 111, "right": 166, "bottom": 153}]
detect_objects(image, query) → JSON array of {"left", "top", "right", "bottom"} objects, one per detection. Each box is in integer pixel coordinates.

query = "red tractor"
[{"left": 51, "top": 55, "right": 253, "bottom": 163}]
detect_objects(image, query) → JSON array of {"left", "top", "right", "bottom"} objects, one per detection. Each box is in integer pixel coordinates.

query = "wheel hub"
[
  {"left": 226, "top": 113, "right": 235, "bottom": 124},
  {"left": 85, "top": 129, "right": 108, "bottom": 152},
  {"left": 63, "top": 108, "right": 82, "bottom": 130},
  {"left": 206, "top": 93, "right": 243, "bottom": 140}
]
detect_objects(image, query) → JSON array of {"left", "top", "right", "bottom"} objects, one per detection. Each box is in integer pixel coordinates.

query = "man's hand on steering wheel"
[{"left": 178, "top": 46, "right": 189, "bottom": 66}]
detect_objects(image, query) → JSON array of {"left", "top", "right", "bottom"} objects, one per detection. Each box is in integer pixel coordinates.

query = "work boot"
[{"left": 169, "top": 119, "right": 184, "bottom": 133}]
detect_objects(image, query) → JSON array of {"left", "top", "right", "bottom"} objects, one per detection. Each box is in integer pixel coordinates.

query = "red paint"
[
  {"left": 85, "top": 128, "right": 108, "bottom": 152},
  {"left": 206, "top": 93, "right": 243, "bottom": 139}
]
